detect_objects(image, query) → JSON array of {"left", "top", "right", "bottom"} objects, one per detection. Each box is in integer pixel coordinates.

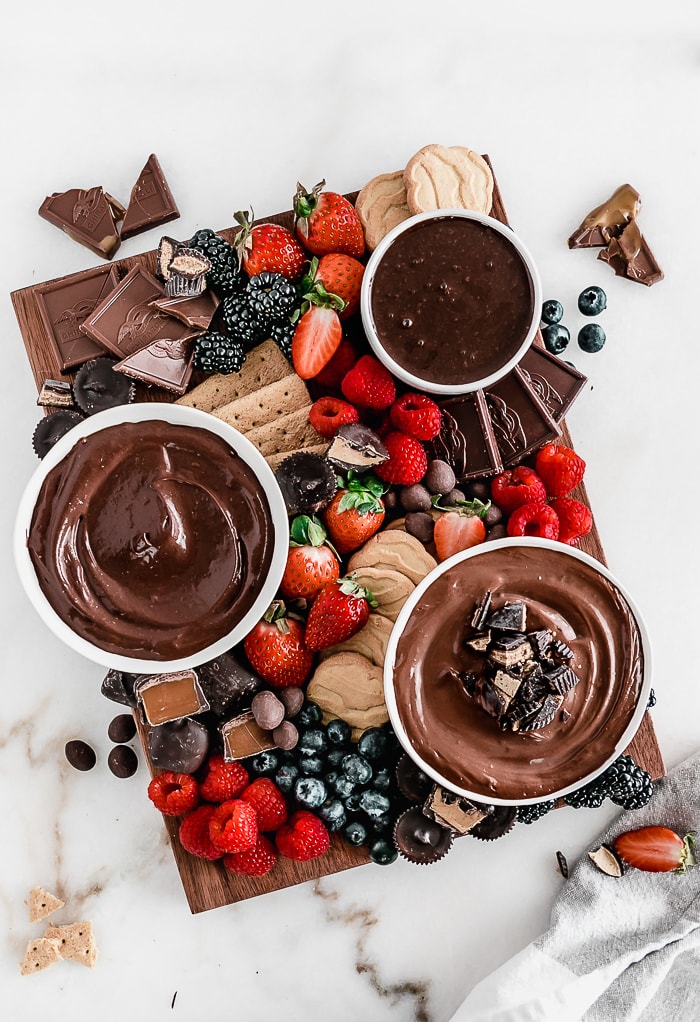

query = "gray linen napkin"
[{"left": 449, "top": 750, "right": 700, "bottom": 1021}]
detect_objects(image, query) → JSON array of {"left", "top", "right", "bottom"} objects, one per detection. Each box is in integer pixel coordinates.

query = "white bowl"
[
  {"left": 15, "top": 404, "right": 289, "bottom": 675},
  {"left": 360, "top": 209, "right": 542, "bottom": 396},
  {"left": 383, "top": 538, "right": 652, "bottom": 806}
]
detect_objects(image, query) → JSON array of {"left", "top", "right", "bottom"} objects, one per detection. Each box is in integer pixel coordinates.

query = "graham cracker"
[
  {"left": 175, "top": 339, "right": 292, "bottom": 413},
  {"left": 44, "top": 920, "right": 98, "bottom": 969},
  {"left": 245, "top": 407, "right": 323, "bottom": 459},
  {"left": 28, "top": 886, "right": 64, "bottom": 923},
  {"left": 19, "top": 937, "right": 63, "bottom": 976},
  {"left": 266, "top": 443, "right": 329, "bottom": 471},
  {"left": 213, "top": 373, "right": 310, "bottom": 433}
]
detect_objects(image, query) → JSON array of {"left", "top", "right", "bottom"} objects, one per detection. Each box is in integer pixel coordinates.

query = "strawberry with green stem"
[
  {"left": 243, "top": 600, "right": 314, "bottom": 688},
  {"left": 294, "top": 180, "right": 365, "bottom": 258},
  {"left": 322, "top": 472, "right": 387, "bottom": 556},
  {"left": 290, "top": 274, "right": 346, "bottom": 379},
  {"left": 280, "top": 515, "right": 340, "bottom": 602},
  {"left": 304, "top": 574, "right": 378, "bottom": 651},
  {"left": 234, "top": 208, "right": 306, "bottom": 280},
  {"left": 302, "top": 254, "right": 365, "bottom": 320}
]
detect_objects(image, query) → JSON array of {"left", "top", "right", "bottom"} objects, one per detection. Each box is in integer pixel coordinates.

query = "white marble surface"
[{"left": 2, "top": 3, "right": 699, "bottom": 1019}]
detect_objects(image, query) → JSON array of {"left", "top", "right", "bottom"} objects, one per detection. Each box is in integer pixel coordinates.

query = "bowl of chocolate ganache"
[
  {"left": 15, "top": 404, "right": 289, "bottom": 674},
  {"left": 383, "top": 538, "right": 651, "bottom": 805},
  {"left": 361, "top": 209, "right": 542, "bottom": 395}
]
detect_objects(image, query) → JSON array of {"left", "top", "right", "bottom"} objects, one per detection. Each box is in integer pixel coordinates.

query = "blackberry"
[
  {"left": 220, "top": 293, "right": 265, "bottom": 351},
  {"left": 246, "top": 272, "right": 298, "bottom": 327},
  {"left": 517, "top": 800, "right": 556, "bottom": 825},
  {"left": 564, "top": 755, "right": 653, "bottom": 811},
  {"left": 193, "top": 332, "right": 245, "bottom": 375},
  {"left": 270, "top": 319, "right": 295, "bottom": 360},
  {"left": 189, "top": 229, "right": 246, "bottom": 297}
]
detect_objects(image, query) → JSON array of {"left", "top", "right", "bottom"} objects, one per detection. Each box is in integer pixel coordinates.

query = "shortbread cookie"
[
  {"left": 44, "top": 921, "right": 98, "bottom": 968},
  {"left": 245, "top": 407, "right": 322, "bottom": 458},
  {"left": 320, "top": 612, "right": 393, "bottom": 667},
  {"left": 28, "top": 887, "right": 64, "bottom": 923},
  {"left": 404, "top": 144, "right": 494, "bottom": 215},
  {"left": 355, "top": 170, "right": 413, "bottom": 251},
  {"left": 19, "top": 937, "right": 63, "bottom": 976},
  {"left": 175, "top": 339, "right": 292, "bottom": 413},
  {"left": 348, "top": 566, "right": 414, "bottom": 622},
  {"left": 348, "top": 530, "right": 437, "bottom": 585},
  {"left": 306, "top": 652, "right": 388, "bottom": 739},
  {"left": 213, "top": 373, "right": 310, "bottom": 432}
]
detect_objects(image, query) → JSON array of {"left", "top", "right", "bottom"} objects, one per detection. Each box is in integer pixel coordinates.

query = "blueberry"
[
  {"left": 342, "top": 753, "right": 373, "bottom": 785},
  {"left": 368, "top": 837, "right": 398, "bottom": 865},
  {"left": 326, "top": 748, "right": 346, "bottom": 769},
  {"left": 298, "top": 754, "right": 324, "bottom": 776},
  {"left": 319, "top": 798, "right": 347, "bottom": 831},
  {"left": 332, "top": 775, "right": 356, "bottom": 799},
  {"left": 577, "top": 286, "right": 607, "bottom": 316},
  {"left": 298, "top": 728, "right": 328, "bottom": 756},
  {"left": 541, "top": 323, "right": 570, "bottom": 355},
  {"left": 356, "top": 728, "right": 387, "bottom": 762},
  {"left": 343, "top": 820, "right": 368, "bottom": 846},
  {"left": 325, "top": 719, "right": 351, "bottom": 745},
  {"left": 577, "top": 323, "right": 606, "bottom": 353},
  {"left": 373, "top": 767, "right": 393, "bottom": 793},
  {"left": 250, "top": 751, "right": 279, "bottom": 775},
  {"left": 344, "top": 792, "right": 363, "bottom": 813},
  {"left": 540, "top": 299, "right": 564, "bottom": 325},
  {"left": 294, "top": 776, "right": 327, "bottom": 808},
  {"left": 274, "top": 763, "right": 299, "bottom": 793},
  {"left": 358, "top": 789, "right": 391, "bottom": 819},
  {"left": 298, "top": 702, "right": 323, "bottom": 727}
]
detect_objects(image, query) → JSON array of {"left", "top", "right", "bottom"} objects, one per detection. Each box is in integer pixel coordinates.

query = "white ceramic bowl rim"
[
  {"left": 360, "top": 208, "right": 543, "bottom": 396},
  {"left": 14, "top": 403, "right": 289, "bottom": 675},
  {"left": 383, "top": 537, "right": 652, "bottom": 806}
]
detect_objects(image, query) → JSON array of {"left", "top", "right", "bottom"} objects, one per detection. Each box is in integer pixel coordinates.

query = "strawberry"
[
  {"left": 223, "top": 834, "right": 278, "bottom": 877},
  {"left": 178, "top": 805, "right": 223, "bottom": 860},
  {"left": 341, "top": 355, "right": 396, "bottom": 410},
  {"left": 375, "top": 431, "right": 428, "bottom": 486},
  {"left": 322, "top": 473, "right": 386, "bottom": 556},
  {"left": 243, "top": 601, "right": 314, "bottom": 688},
  {"left": 491, "top": 466, "right": 547, "bottom": 515},
  {"left": 308, "top": 396, "right": 359, "bottom": 439},
  {"left": 549, "top": 497, "right": 593, "bottom": 544},
  {"left": 209, "top": 799, "right": 258, "bottom": 854},
  {"left": 280, "top": 515, "right": 340, "bottom": 601},
  {"left": 304, "top": 575, "right": 377, "bottom": 652},
  {"left": 309, "top": 253, "right": 365, "bottom": 320},
  {"left": 233, "top": 208, "right": 306, "bottom": 280},
  {"left": 275, "top": 809, "right": 330, "bottom": 862},
  {"left": 199, "top": 755, "right": 249, "bottom": 803},
  {"left": 433, "top": 502, "right": 488, "bottom": 561},
  {"left": 240, "top": 778, "right": 288, "bottom": 831},
  {"left": 314, "top": 338, "right": 358, "bottom": 389},
  {"left": 390, "top": 393, "right": 442, "bottom": 441},
  {"left": 613, "top": 826, "right": 697, "bottom": 874},
  {"left": 293, "top": 180, "right": 365, "bottom": 258},
  {"left": 291, "top": 304, "right": 343, "bottom": 380},
  {"left": 535, "top": 442, "right": 586, "bottom": 497},
  {"left": 147, "top": 771, "right": 200, "bottom": 817},
  {"left": 507, "top": 502, "right": 560, "bottom": 540}
]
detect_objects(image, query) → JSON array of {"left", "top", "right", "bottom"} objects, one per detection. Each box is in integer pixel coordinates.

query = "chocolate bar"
[
  {"left": 568, "top": 183, "right": 641, "bottom": 249},
  {"left": 428, "top": 390, "right": 503, "bottom": 481},
  {"left": 598, "top": 219, "right": 664, "bottom": 287},
  {"left": 485, "top": 368, "right": 561, "bottom": 467},
  {"left": 151, "top": 289, "right": 220, "bottom": 330},
  {"left": 517, "top": 344, "right": 587, "bottom": 423},
  {"left": 35, "top": 265, "right": 120, "bottom": 371},
  {"left": 120, "top": 155, "right": 180, "bottom": 241},
  {"left": 114, "top": 332, "right": 198, "bottom": 396},
  {"left": 39, "top": 186, "right": 122, "bottom": 260}
]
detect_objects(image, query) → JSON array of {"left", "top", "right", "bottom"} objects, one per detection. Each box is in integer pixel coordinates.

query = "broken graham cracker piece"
[
  {"left": 28, "top": 886, "right": 65, "bottom": 923},
  {"left": 244, "top": 407, "right": 323, "bottom": 459},
  {"left": 44, "top": 921, "right": 98, "bottom": 968},
  {"left": 213, "top": 373, "right": 310, "bottom": 433},
  {"left": 175, "top": 339, "right": 292, "bottom": 413},
  {"left": 19, "top": 937, "right": 63, "bottom": 976}
]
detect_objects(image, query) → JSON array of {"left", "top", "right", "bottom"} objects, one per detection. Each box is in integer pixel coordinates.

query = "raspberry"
[
  {"left": 147, "top": 771, "right": 200, "bottom": 817},
  {"left": 535, "top": 442, "right": 586, "bottom": 497},
  {"left": 314, "top": 338, "right": 358, "bottom": 389},
  {"left": 209, "top": 799, "right": 259, "bottom": 854},
  {"left": 341, "top": 354, "right": 396, "bottom": 410},
  {"left": 199, "top": 755, "right": 250, "bottom": 803},
  {"left": 549, "top": 497, "right": 593, "bottom": 544},
  {"left": 275, "top": 810, "right": 330, "bottom": 862},
  {"left": 375, "top": 431, "right": 428, "bottom": 486},
  {"left": 491, "top": 466, "right": 547, "bottom": 515},
  {"left": 390, "top": 393, "right": 442, "bottom": 441},
  {"left": 240, "top": 777, "right": 288, "bottom": 831},
  {"left": 223, "top": 834, "right": 278, "bottom": 877},
  {"left": 178, "top": 805, "right": 223, "bottom": 860},
  {"left": 308, "top": 396, "right": 360, "bottom": 439},
  {"left": 507, "top": 502, "right": 560, "bottom": 540}
]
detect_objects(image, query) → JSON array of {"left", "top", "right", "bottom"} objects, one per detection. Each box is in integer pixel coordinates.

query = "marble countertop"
[{"left": 2, "top": 4, "right": 699, "bottom": 1019}]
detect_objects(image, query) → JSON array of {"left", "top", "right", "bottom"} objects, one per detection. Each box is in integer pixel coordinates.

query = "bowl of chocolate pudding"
[
  {"left": 15, "top": 404, "right": 289, "bottom": 674},
  {"left": 361, "top": 210, "right": 542, "bottom": 395},
  {"left": 384, "top": 538, "right": 651, "bottom": 805}
]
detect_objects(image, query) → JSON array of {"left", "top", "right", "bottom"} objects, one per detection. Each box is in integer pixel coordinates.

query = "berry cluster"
[
  {"left": 563, "top": 754, "right": 653, "bottom": 811},
  {"left": 540, "top": 287, "right": 607, "bottom": 357}
]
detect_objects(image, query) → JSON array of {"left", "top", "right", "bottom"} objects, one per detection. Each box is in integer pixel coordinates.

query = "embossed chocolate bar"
[
  {"left": 485, "top": 368, "right": 561, "bottom": 466},
  {"left": 35, "top": 265, "right": 120, "bottom": 371},
  {"left": 39, "top": 186, "right": 122, "bottom": 260},
  {"left": 114, "top": 332, "right": 199, "bottom": 396},
  {"left": 151, "top": 289, "right": 220, "bottom": 330},
  {"left": 120, "top": 155, "right": 180, "bottom": 241},
  {"left": 517, "top": 344, "right": 587, "bottom": 423},
  {"left": 427, "top": 390, "right": 503, "bottom": 481}
]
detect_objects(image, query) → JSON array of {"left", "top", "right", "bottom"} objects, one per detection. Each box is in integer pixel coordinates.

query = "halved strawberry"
[
  {"left": 291, "top": 305, "right": 343, "bottom": 380},
  {"left": 613, "top": 826, "right": 697, "bottom": 874},
  {"left": 433, "top": 502, "right": 488, "bottom": 561}
]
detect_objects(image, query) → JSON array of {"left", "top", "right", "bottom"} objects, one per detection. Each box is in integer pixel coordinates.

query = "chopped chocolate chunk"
[
  {"left": 556, "top": 850, "right": 569, "bottom": 878},
  {"left": 100, "top": 669, "right": 138, "bottom": 708},
  {"left": 471, "top": 591, "right": 492, "bottom": 631},
  {"left": 472, "top": 676, "right": 508, "bottom": 719},
  {"left": 73, "top": 356, "right": 135, "bottom": 414},
  {"left": 423, "top": 784, "right": 488, "bottom": 835},
  {"left": 165, "top": 249, "right": 211, "bottom": 298},
  {"left": 465, "top": 630, "right": 491, "bottom": 653},
  {"left": 197, "top": 651, "right": 262, "bottom": 719},
  {"left": 325, "top": 423, "right": 389, "bottom": 473},
  {"left": 598, "top": 219, "right": 664, "bottom": 287},
  {"left": 157, "top": 236, "right": 181, "bottom": 281},
  {"left": 527, "top": 629, "right": 553, "bottom": 660},
  {"left": 490, "top": 668, "right": 521, "bottom": 704},
  {"left": 470, "top": 805, "right": 517, "bottom": 841},
  {"left": 39, "top": 186, "right": 121, "bottom": 260},
  {"left": 147, "top": 717, "right": 210, "bottom": 773},
  {"left": 568, "top": 183, "right": 641, "bottom": 249},
  {"left": 393, "top": 807, "right": 454, "bottom": 864},
  {"left": 544, "top": 664, "right": 580, "bottom": 695},
  {"left": 486, "top": 601, "right": 527, "bottom": 633},
  {"left": 120, "top": 154, "right": 180, "bottom": 241},
  {"left": 517, "top": 693, "right": 563, "bottom": 732},
  {"left": 37, "top": 379, "right": 74, "bottom": 410},
  {"left": 551, "top": 639, "right": 574, "bottom": 662},
  {"left": 32, "top": 410, "right": 84, "bottom": 459},
  {"left": 490, "top": 635, "right": 532, "bottom": 669},
  {"left": 459, "top": 671, "right": 478, "bottom": 697}
]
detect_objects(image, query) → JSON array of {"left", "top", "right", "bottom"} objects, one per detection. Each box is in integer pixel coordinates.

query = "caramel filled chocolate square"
[
  {"left": 485, "top": 369, "right": 561, "bottom": 467},
  {"left": 221, "top": 711, "right": 275, "bottom": 762},
  {"left": 35, "top": 266, "right": 120, "bottom": 371},
  {"left": 137, "top": 670, "right": 209, "bottom": 726},
  {"left": 39, "top": 186, "right": 121, "bottom": 260}
]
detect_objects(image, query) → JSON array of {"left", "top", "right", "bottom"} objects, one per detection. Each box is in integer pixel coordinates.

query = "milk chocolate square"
[
  {"left": 428, "top": 390, "right": 503, "bottom": 481},
  {"left": 517, "top": 345, "right": 587, "bottom": 423},
  {"left": 485, "top": 369, "right": 561, "bottom": 466},
  {"left": 120, "top": 155, "right": 180, "bottom": 241},
  {"left": 35, "top": 265, "right": 120, "bottom": 371},
  {"left": 151, "top": 289, "right": 220, "bottom": 330},
  {"left": 136, "top": 670, "right": 209, "bottom": 727},
  {"left": 39, "top": 186, "right": 121, "bottom": 260},
  {"left": 113, "top": 331, "right": 198, "bottom": 396}
]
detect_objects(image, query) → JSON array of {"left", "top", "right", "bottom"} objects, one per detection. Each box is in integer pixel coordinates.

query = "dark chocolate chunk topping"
[
  {"left": 275, "top": 452, "right": 338, "bottom": 515},
  {"left": 197, "top": 652, "right": 262, "bottom": 718},
  {"left": 325, "top": 423, "right": 389, "bottom": 474},
  {"left": 101, "top": 669, "right": 138, "bottom": 708},
  {"left": 517, "top": 693, "right": 563, "bottom": 732},
  {"left": 528, "top": 629, "right": 553, "bottom": 659},
  {"left": 544, "top": 665, "right": 579, "bottom": 695},
  {"left": 471, "top": 591, "right": 492, "bottom": 631},
  {"left": 485, "top": 601, "right": 527, "bottom": 633}
]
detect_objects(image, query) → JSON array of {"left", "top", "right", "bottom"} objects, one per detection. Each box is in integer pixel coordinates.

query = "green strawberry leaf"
[{"left": 289, "top": 514, "right": 327, "bottom": 547}]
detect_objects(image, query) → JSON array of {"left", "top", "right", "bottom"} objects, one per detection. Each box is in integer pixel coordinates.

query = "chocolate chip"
[
  {"left": 107, "top": 745, "right": 138, "bottom": 778},
  {"left": 65, "top": 739, "right": 96, "bottom": 771},
  {"left": 107, "top": 713, "right": 137, "bottom": 744}
]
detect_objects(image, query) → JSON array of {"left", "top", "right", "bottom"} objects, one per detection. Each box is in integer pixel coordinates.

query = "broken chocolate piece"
[
  {"left": 221, "top": 710, "right": 276, "bottom": 761},
  {"left": 325, "top": 423, "right": 389, "bottom": 473},
  {"left": 113, "top": 332, "right": 198, "bottom": 396},
  {"left": 35, "top": 264, "right": 120, "bottom": 372},
  {"left": 598, "top": 219, "right": 664, "bottom": 287},
  {"left": 120, "top": 154, "right": 180, "bottom": 241},
  {"left": 528, "top": 629, "right": 553, "bottom": 660},
  {"left": 136, "top": 671, "right": 209, "bottom": 727},
  {"left": 472, "top": 676, "right": 509, "bottom": 719},
  {"left": 197, "top": 651, "right": 262, "bottom": 718},
  {"left": 39, "top": 186, "right": 121, "bottom": 259},
  {"left": 471, "top": 591, "right": 492, "bottom": 631},
  {"left": 490, "top": 635, "right": 532, "bottom": 669},
  {"left": 101, "top": 669, "right": 138, "bottom": 708},
  {"left": 486, "top": 601, "right": 527, "bottom": 633},
  {"left": 37, "top": 379, "right": 74, "bottom": 410},
  {"left": 465, "top": 631, "right": 491, "bottom": 653},
  {"left": 423, "top": 784, "right": 488, "bottom": 835},
  {"left": 517, "top": 693, "right": 563, "bottom": 732},
  {"left": 544, "top": 664, "right": 579, "bottom": 695},
  {"left": 517, "top": 346, "right": 587, "bottom": 425},
  {"left": 151, "top": 289, "right": 220, "bottom": 330},
  {"left": 551, "top": 639, "right": 574, "bottom": 662},
  {"left": 568, "top": 183, "right": 641, "bottom": 249},
  {"left": 428, "top": 391, "right": 502, "bottom": 481}
]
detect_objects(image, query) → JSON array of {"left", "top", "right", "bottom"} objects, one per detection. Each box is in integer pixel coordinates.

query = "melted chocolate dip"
[{"left": 27, "top": 420, "right": 274, "bottom": 660}]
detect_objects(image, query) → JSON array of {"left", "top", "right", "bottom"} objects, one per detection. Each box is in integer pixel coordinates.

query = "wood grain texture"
[{"left": 12, "top": 162, "right": 664, "bottom": 913}]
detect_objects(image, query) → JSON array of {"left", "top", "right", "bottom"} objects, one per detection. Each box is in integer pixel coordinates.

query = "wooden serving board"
[{"left": 12, "top": 163, "right": 664, "bottom": 914}]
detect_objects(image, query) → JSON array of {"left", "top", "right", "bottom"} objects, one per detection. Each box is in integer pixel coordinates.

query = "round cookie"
[
  {"left": 348, "top": 566, "right": 414, "bottom": 623},
  {"left": 355, "top": 170, "right": 413, "bottom": 251},
  {"left": 306, "top": 652, "right": 388, "bottom": 740},
  {"left": 403, "top": 144, "right": 494, "bottom": 216},
  {"left": 348, "top": 530, "right": 437, "bottom": 586},
  {"left": 319, "top": 612, "right": 393, "bottom": 666}
]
